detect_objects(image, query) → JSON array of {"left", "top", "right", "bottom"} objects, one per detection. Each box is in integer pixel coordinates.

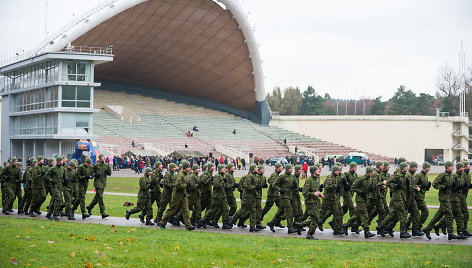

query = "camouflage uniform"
[
  {"left": 87, "top": 156, "right": 111, "bottom": 217},
  {"left": 155, "top": 163, "right": 176, "bottom": 221},
  {"left": 73, "top": 159, "right": 94, "bottom": 217}
]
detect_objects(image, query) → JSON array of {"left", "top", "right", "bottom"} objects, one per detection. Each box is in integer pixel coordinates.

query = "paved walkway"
[
  {"left": 1, "top": 209, "right": 470, "bottom": 246},
  {"left": 86, "top": 191, "right": 472, "bottom": 210}
]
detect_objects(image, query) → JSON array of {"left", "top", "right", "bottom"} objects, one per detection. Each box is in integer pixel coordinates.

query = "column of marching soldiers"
[{"left": 1, "top": 154, "right": 471, "bottom": 241}]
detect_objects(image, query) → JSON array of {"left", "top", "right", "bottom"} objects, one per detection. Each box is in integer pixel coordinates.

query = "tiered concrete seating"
[{"left": 92, "top": 90, "right": 392, "bottom": 161}]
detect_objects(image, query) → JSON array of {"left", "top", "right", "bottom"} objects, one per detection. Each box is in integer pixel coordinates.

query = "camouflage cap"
[
  {"left": 456, "top": 162, "right": 464, "bottom": 169},
  {"left": 294, "top": 165, "right": 302, "bottom": 172},
  {"left": 375, "top": 162, "right": 384, "bottom": 168},
  {"left": 56, "top": 156, "right": 63, "bottom": 162},
  {"left": 207, "top": 163, "right": 215, "bottom": 168},
  {"left": 85, "top": 157, "right": 92, "bottom": 164},
  {"left": 332, "top": 165, "right": 340, "bottom": 172},
  {"left": 31, "top": 159, "right": 38, "bottom": 165},
  {"left": 154, "top": 161, "right": 162, "bottom": 168},
  {"left": 349, "top": 162, "right": 357, "bottom": 168},
  {"left": 98, "top": 154, "right": 104, "bottom": 159},
  {"left": 145, "top": 167, "right": 152, "bottom": 173},
  {"left": 444, "top": 161, "right": 453, "bottom": 168},
  {"left": 335, "top": 162, "right": 342, "bottom": 167},
  {"left": 257, "top": 164, "right": 264, "bottom": 170},
  {"left": 202, "top": 163, "right": 208, "bottom": 170},
  {"left": 37, "top": 155, "right": 44, "bottom": 161},
  {"left": 218, "top": 164, "right": 226, "bottom": 171},
  {"left": 181, "top": 160, "right": 191, "bottom": 169},
  {"left": 227, "top": 163, "right": 235, "bottom": 169},
  {"left": 383, "top": 161, "right": 389, "bottom": 167},
  {"left": 398, "top": 157, "right": 406, "bottom": 164},
  {"left": 249, "top": 164, "right": 257, "bottom": 172},
  {"left": 366, "top": 166, "right": 374, "bottom": 173},
  {"left": 11, "top": 157, "right": 18, "bottom": 162},
  {"left": 422, "top": 162, "right": 431, "bottom": 169},
  {"left": 274, "top": 163, "right": 282, "bottom": 169},
  {"left": 69, "top": 161, "right": 76, "bottom": 167},
  {"left": 399, "top": 162, "right": 408, "bottom": 170},
  {"left": 409, "top": 161, "right": 418, "bottom": 168},
  {"left": 17, "top": 162, "right": 23, "bottom": 166},
  {"left": 48, "top": 158, "right": 55, "bottom": 163},
  {"left": 309, "top": 165, "right": 318, "bottom": 174},
  {"left": 192, "top": 164, "right": 200, "bottom": 171},
  {"left": 168, "top": 163, "right": 177, "bottom": 170},
  {"left": 285, "top": 164, "right": 293, "bottom": 170}
]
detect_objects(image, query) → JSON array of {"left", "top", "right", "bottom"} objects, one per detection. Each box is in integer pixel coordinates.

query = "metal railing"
[
  {"left": 60, "top": 46, "right": 113, "bottom": 55},
  {"left": 0, "top": 0, "right": 119, "bottom": 67}
]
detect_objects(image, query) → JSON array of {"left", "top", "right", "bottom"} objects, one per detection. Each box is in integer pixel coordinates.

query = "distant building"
[{"left": 0, "top": 46, "right": 113, "bottom": 162}]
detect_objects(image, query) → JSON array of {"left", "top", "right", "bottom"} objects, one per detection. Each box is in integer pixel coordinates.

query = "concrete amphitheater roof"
[{"left": 41, "top": 0, "right": 269, "bottom": 123}]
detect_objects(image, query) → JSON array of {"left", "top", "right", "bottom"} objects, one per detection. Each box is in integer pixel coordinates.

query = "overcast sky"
[{"left": 1, "top": 0, "right": 471, "bottom": 100}]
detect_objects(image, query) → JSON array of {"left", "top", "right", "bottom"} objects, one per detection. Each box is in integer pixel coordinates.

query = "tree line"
[{"left": 267, "top": 64, "right": 472, "bottom": 117}]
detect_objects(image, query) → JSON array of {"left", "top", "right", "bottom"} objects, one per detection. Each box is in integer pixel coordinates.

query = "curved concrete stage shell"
[{"left": 44, "top": 0, "right": 270, "bottom": 124}]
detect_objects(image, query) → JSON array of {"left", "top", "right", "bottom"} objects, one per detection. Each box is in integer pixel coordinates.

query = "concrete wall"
[{"left": 270, "top": 115, "right": 470, "bottom": 163}]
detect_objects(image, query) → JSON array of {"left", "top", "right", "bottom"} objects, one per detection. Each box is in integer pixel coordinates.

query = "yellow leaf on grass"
[
  {"left": 71, "top": 252, "right": 76, "bottom": 257},
  {"left": 40, "top": 226, "right": 45, "bottom": 229},
  {"left": 88, "top": 236, "right": 95, "bottom": 241},
  {"left": 105, "top": 247, "right": 112, "bottom": 250},
  {"left": 152, "top": 258, "right": 156, "bottom": 262},
  {"left": 25, "top": 228, "right": 29, "bottom": 231},
  {"left": 344, "top": 261, "right": 349, "bottom": 267},
  {"left": 425, "top": 261, "right": 431, "bottom": 265},
  {"left": 26, "top": 264, "right": 31, "bottom": 266},
  {"left": 270, "top": 260, "right": 276, "bottom": 264},
  {"left": 173, "top": 245, "right": 180, "bottom": 251},
  {"left": 130, "top": 228, "right": 136, "bottom": 231},
  {"left": 318, "top": 248, "right": 322, "bottom": 251},
  {"left": 85, "top": 262, "right": 93, "bottom": 268}
]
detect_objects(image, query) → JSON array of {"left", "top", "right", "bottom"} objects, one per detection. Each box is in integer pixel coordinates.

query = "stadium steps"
[{"left": 92, "top": 89, "right": 393, "bottom": 161}]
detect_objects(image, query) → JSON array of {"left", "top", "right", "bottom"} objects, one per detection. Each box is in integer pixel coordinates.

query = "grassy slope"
[{"left": 0, "top": 217, "right": 470, "bottom": 267}]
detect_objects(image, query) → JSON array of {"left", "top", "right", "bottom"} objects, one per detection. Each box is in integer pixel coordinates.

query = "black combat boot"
[
  {"left": 375, "top": 225, "right": 385, "bottom": 237},
  {"left": 433, "top": 224, "right": 441, "bottom": 236},
  {"left": 448, "top": 233, "right": 460, "bottom": 240},
  {"left": 463, "top": 230, "right": 472, "bottom": 237},
  {"left": 256, "top": 224, "right": 266, "bottom": 230},
  {"left": 318, "top": 221, "right": 324, "bottom": 231},
  {"left": 35, "top": 210, "right": 42, "bottom": 215},
  {"left": 412, "top": 229, "right": 424, "bottom": 236},
  {"left": 249, "top": 227, "right": 259, "bottom": 232},
  {"left": 2, "top": 209, "right": 10, "bottom": 215},
  {"left": 68, "top": 214, "right": 75, "bottom": 220},
  {"left": 24, "top": 210, "right": 29, "bottom": 215},
  {"left": 267, "top": 221, "right": 275, "bottom": 233},
  {"left": 341, "top": 224, "right": 349, "bottom": 236},
  {"left": 306, "top": 235, "right": 318, "bottom": 240},
  {"left": 138, "top": 214, "right": 145, "bottom": 223},
  {"left": 288, "top": 228, "right": 298, "bottom": 234},
  {"left": 364, "top": 231, "right": 375, "bottom": 238},
  {"left": 29, "top": 210, "right": 35, "bottom": 217},
  {"left": 101, "top": 213, "right": 109, "bottom": 219},
  {"left": 125, "top": 210, "right": 131, "bottom": 220},
  {"left": 46, "top": 214, "right": 51, "bottom": 219},
  {"left": 52, "top": 215, "right": 60, "bottom": 221},
  {"left": 400, "top": 232, "right": 411, "bottom": 239},
  {"left": 387, "top": 227, "right": 394, "bottom": 237},
  {"left": 441, "top": 223, "right": 447, "bottom": 235},
  {"left": 82, "top": 213, "right": 90, "bottom": 219},
  {"left": 18, "top": 209, "right": 24, "bottom": 214},
  {"left": 275, "top": 221, "right": 285, "bottom": 228},
  {"left": 351, "top": 225, "right": 359, "bottom": 234},
  {"left": 222, "top": 223, "right": 233, "bottom": 229},
  {"left": 237, "top": 218, "right": 247, "bottom": 228},
  {"left": 294, "top": 222, "right": 303, "bottom": 235},
  {"left": 86, "top": 206, "right": 92, "bottom": 215},
  {"left": 145, "top": 220, "right": 155, "bottom": 226},
  {"left": 187, "top": 226, "right": 196, "bottom": 231},
  {"left": 422, "top": 228, "right": 432, "bottom": 240},
  {"left": 458, "top": 232, "right": 468, "bottom": 239},
  {"left": 197, "top": 219, "right": 207, "bottom": 228}
]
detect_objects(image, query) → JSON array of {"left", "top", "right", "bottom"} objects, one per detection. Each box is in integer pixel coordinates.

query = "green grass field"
[{"left": 0, "top": 217, "right": 470, "bottom": 267}]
